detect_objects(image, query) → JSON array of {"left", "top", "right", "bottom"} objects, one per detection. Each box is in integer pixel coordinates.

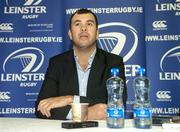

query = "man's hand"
[
  {"left": 87, "top": 103, "right": 107, "bottom": 120},
  {"left": 37, "top": 96, "right": 73, "bottom": 118}
]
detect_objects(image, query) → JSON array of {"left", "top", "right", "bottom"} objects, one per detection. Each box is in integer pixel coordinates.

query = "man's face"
[{"left": 68, "top": 13, "right": 99, "bottom": 50}]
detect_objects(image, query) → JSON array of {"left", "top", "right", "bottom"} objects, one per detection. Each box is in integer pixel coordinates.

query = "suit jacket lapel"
[
  {"left": 87, "top": 49, "right": 105, "bottom": 96},
  {"left": 65, "top": 50, "right": 79, "bottom": 95}
]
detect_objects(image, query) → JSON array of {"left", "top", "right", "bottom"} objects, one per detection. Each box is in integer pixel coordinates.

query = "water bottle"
[
  {"left": 133, "top": 67, "right": 152, "bottom": 129},
  {"left": 106, "top": 68, "right": 124, "bottom": 128}
]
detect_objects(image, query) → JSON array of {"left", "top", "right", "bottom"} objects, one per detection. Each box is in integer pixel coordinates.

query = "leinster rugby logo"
[
  {"left": 98, "top": 22, "right": 138, "bottom": 62},
  {"left": 156, "top": 0, "right": 180, "bottom": 16},
  {"left": 1, "top": 47, "right": 45, "bottom": 87},
  {"left": 3, "top": 47, "right": 44, "bottom": 73},
  {"left": 157, "top": 0, "right": 180, "bottom": 2},
  {"left": 6, "top": 0, "right": 42, "bottom": 6},
  {"left": 4, "top": 0, "right": 46, "bottom": 19},
  {"left": 160, "top": 46, "right": 180, "bottom": 72}
]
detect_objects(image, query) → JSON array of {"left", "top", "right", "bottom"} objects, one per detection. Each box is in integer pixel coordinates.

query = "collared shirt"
[{"left": 66, "top": 48, "right": 96, "bottom": 119}]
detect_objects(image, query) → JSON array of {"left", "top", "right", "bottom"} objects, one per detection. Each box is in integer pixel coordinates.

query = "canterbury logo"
[
  {"left": 0, "top": 23, "right": 13, "bottom": 31},
  {"left": 152, "top": 21, "right": 167, "bottom": 28},
  {"left": 156, "top": 91, "right": 171, "bottom": 99},
  {"left": 0, "top": 92, "right": 11, "bottom": 100}
]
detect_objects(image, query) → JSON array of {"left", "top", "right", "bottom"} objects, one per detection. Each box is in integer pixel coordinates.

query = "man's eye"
[
  {"left": 87, "top": 23, "right": 93, "bottom": 26},
  {"left": 75, "top": 23, "right": 80, "bottom": 26}
]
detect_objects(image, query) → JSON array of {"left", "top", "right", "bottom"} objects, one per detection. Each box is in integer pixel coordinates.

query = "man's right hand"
[
  {"left": 37, "top": 96, "right": 73, "bottom": 118},
  {"left": 87, "top": 103, "right": 107, "bottom": 120}
]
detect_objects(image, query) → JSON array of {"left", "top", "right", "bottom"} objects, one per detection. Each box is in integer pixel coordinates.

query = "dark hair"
[{"left": 69, "top": 8, "right": 98, "bottom": 29}]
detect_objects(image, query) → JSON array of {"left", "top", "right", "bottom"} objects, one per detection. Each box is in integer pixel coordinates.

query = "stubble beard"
[{"left": 73, "top": 40, "right": 97, "bottom": 52}]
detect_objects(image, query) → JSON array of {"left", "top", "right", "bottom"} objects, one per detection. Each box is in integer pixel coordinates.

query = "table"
[{"left": 0, "top": 118, "right": 178, "bottom": 132}]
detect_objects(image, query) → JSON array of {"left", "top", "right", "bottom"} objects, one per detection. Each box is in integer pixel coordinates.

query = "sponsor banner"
[
  {"left": 147, "top": 44, "right": 180, "bottom": 108},
  {"left": 0, "top": 37, "right": 63, "bottom": 43},
  {"left": 0, "top": 107, "right": 35, "bottom": 117},
  {"left": 0, "top": 0, "right": 64, "bottom": 117},
  {"left": 0, "top": 0, "right": 64, "bottom": 36},
  {"left": 0, "top": 44, "right": 63, "bottom": 117},
  {"left": 1, "top": 0, "right": 179, "bottom": 118},
  {"left": 152, "top": 107, "right": 180, "bottom": 115},
  {"left": 155, "top": 0, "right": 180, "bottom": 16},
  {"left": 145, "top": 0, "right": 180, "bottom": 35},
  {"left": 146, "top": 1, "right": 180, "bottom": 116}
]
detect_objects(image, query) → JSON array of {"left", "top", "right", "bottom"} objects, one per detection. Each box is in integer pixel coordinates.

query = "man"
[{"left": 35, "top": 9, "right": 127, "bottom": 120}]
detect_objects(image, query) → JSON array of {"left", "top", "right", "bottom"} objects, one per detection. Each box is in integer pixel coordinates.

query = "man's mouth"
[{"left": 79, "top": 34, "right": 88, "bottom": 39}]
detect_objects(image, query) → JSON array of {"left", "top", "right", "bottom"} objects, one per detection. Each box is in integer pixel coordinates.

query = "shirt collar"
[{"left": 74, "top": 48, "right": 96, "bottom": 70}]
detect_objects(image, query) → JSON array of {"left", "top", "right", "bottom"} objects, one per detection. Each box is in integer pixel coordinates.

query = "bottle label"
[
  {"left": 134, "top": 108, "right": 151, "bottom": 118},
  {"left": 107, "top": 107, "right": 124, "bottom": 118}
]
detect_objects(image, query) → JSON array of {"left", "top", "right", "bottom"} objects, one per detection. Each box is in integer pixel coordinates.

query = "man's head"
[
  {"left": 69, "top": 9, "right": 98, "bottom": 29},
  {"left": 68, "top": 9, "right": 99, "bottom": 51}
]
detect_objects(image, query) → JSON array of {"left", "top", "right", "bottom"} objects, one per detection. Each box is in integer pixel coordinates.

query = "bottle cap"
[
  {"left": 110, "top": 68, "right": 119, "bottom": 76},
  {"left": 136, "top": 67, "right": 145, "bottom": 76}
]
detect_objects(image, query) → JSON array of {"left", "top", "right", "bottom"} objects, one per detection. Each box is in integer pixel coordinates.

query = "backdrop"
[{"left": 0, "top": 0, "right": 179, "bottom": 118}]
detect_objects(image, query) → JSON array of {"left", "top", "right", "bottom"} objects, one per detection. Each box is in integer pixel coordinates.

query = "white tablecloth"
[{"left": 0, "top": 118, "right": 178, "bottom": 132}]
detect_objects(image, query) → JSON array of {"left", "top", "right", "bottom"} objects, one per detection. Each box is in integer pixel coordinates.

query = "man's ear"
[
  {"left": 96, "top": 29, "right": 99, "bottom": 39},
  {"left": 68, "top": 30, "right": 72, "bottom": 40}
]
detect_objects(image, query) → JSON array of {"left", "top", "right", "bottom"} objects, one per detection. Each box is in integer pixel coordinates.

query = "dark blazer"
[{"left": 35, "top": 48, "right": 127, "bottom": 120}]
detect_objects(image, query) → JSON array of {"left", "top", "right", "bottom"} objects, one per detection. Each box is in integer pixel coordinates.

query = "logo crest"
[
  {"left": 160, "top": 46, "right": 180, "bottom": 72},
  {"left": 98, "top": 22, "right": 138, "bottom": 62},
  {"left": 3, "top": 47, "right": 44, "bottom": 73}
]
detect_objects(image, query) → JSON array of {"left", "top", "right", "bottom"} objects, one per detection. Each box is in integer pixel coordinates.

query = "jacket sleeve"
[{"left": 35, "top": 58, "right": 70, "bottom": 120}]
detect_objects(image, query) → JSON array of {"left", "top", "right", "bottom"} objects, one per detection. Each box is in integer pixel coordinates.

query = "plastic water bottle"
[
  {"left": 106, "top": 68, "right": 124, "bottom": 128},
  {"left": 133, "top": 67, "right": 152, "bottom": 129}
]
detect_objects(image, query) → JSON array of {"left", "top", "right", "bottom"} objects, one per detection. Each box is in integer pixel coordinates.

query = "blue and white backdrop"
[{"left": 0, "top": 0, "right": 179, "bottom": 118}]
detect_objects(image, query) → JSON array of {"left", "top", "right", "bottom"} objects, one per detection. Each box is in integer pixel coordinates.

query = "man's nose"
[{"left": 81, "top": 25, "right": 87, "bottom": 31}]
